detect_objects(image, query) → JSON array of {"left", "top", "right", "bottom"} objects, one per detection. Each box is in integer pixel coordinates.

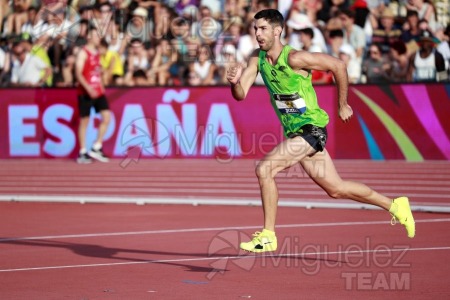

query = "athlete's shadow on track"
[{"left": 1, "top": 238, "right": 346, "bottom": 274}]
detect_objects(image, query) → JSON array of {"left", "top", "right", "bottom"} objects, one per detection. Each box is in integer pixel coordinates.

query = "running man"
[
  {"left": 75, "top": 26, "right": 111, "bottom": 164},
  {"left": 226, "top": 9, "right": 415, "bottom": 253}
]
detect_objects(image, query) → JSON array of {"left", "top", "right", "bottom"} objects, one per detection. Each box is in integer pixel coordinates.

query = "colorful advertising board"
[{"left": 1, "top": 84, "right": 449, "bottom": 160}]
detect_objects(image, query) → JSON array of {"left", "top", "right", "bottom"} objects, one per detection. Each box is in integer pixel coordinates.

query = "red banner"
[{"left": 1, "top": 84, "right": 449, "bottom": 160}]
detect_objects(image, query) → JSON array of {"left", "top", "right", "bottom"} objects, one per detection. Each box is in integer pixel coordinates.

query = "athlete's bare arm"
[
  {"left": 226, "top": 49, "right": 260, "bottom": 101},
  {"left": 288, "top": 50, "right": 353, "bottom": 122}
]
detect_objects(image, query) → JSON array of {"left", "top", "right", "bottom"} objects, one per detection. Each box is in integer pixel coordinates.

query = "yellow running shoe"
[
  {"left": 240, "top": 229, "right": 277, "bottom": 253},
  {"left": 389, "top": 197, "right": 415, "bottom": 238}
]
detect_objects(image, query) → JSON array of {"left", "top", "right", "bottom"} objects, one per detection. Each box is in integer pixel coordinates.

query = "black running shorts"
[
  {"left": 78, "top": 94, "right": 110, "bottom": 118},
  {"left": 287, "top": 124, "right": 328, "bottom": 153}
]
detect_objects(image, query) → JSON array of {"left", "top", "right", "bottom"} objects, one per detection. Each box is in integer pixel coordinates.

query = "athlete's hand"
[
  {"left": 339, "top": 104, "right": 353, "bottom": 123},
  {"left": 226, "top": 63, "right": 243, "bottom": 85}
]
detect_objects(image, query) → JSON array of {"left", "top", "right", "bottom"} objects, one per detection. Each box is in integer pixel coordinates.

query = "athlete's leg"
[
  {"left": 94, "top": 109, "right": 111, "bottom": 145},
  {"left": 256, "top": 136, "right": 316, "bottom": 231},
  {"left": 301, "top": 150, "right": 415, "bottom": 237},
  {"left": 78, "top": 116, "right": 90, "bottom": 151},
  {"left": 300, "top": 149, "right": 392, "bottom": 210}
]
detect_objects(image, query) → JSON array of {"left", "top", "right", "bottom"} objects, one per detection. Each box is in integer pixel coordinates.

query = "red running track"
[
  {"left": 0, "top": 159, "right": 449, "bottom": 299},
  {"left": 0, "top": 159, "right": 449, "bottom": 210},
  {"left": 0, "top": 202, "right": 449, "bottom": 299}
]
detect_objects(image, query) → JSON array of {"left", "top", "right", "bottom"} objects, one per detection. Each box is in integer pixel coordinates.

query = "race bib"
[{"left": 273, "top": 93, "right": 306, "bottom": 114}]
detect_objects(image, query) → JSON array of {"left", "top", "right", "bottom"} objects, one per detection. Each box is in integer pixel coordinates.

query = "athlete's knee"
[
  {"left": 324, "top": 185, "right": 347, "bottom": 199},
  {"left": 101, "top": 110, "right": 111, "bottom": 125},
  {"left": 255, "top": 161, "right": 274, "bottom": 181}
]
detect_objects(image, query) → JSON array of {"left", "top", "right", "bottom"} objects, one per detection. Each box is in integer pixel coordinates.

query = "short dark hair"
[
  {"left": 329, "top": 29, "right": 344, "bottom": 38},
  {"left": 406, "top": 10, "right": 418, "bottom": 18},
  {"left": 390, "top": 40, "right": 407, "bottom": 55},
  {"left": 133, "top": 69, "right": 147, "bottom": 79},
  {"left": 254, "top": 9, "right": 284, "bottom": 29},
  {"left": 130, "top": 38, "right": 143, "bottom": 45},
  {"left": 339, "top": 9, "right": 355, "bottom": 19},
  {"left": 299, "top": 27, "right": 314, "bottom": 38},
  {"left": 100, "top": 38, "right": 109, "bottom": 48}
]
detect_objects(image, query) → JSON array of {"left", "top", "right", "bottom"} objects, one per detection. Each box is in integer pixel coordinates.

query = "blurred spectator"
[
  {"left": 4, "top": 0, "right": 32, "bottom": 35},
  {"left": 60, "top": 51, "right": 76, "bottom": 87},
  {"left": 199, "top": 0, "right": 221, "bottom": 19},
  {"left": 371, "top": 7, "right": 402, "bottom": 54},
  {"left": 298, "top": 27, "right": 322, "bottom": 52},
  {"left": 23, "top": 35, "right": 53, "bottom": 86},
  {"left": 437, "top": 24, "right": 450, "bottom": 71},
  {"left": 304, "top": 0, "right": 324, "bottom": 28},
  {"left": 180, "top": 4, "right": 199, "bottom": 26},
  {"left": 246, "top": 0, "right": 273, "bottom": 23},
  {"left": 20, "top": 6, "right": 37, "bottom": 37},
  {"left": 367, "top": 0, "right": 386, "bottom": 31},
  {"left": 132, "top": 69, "right": 149, "bottom": 86},
  {"left": 224, "top": 0, "right": 248, "bottom": 19},
  {"left": 150, "top": 38, "right": 177, "bottom": 85},
  {"left": 237, "top": 22, "right": 259, "bottom": 61},
  {"left": 401, "top": 10, "right": 421, "bottom": 55},
  {"left": 188, "top": 44, "right": 217, "bottom": 85},
  {"left": 92, "top": 2, "right": 116, "bottom": 44},
  {"left": 124, "top": 38, "right": 152, "bottom": 85},
  {"left": 327, "top": 28, "right": 345, "bottom": 57},
  {"left": 215, "top": 16, "right": 245, "bottom": 58},
  {"left": 185, "top": 69, "right": 202, "bottom": 86},
  {"left": 317, "top": 0, "right": 350, "bottom": 24},
  {"left": 388, "top": 40, "right": 410, "bottom": 82},
  {"left": 405, "top": 0, "right": 438, "bottom": 33},
  {"left": 175, "top": 0, "right": 199, "bottom": 16},
  {"left": 99, "top": 39, "right": 124, "bottom": 86},
  {"left": 125, "top": 7, "right": 153, "bottom": 48},
  {"left": 286, "top": 13, "right": 326, "bottom": 52},
  {"left": 107, "top": 22, "right": 126, "bottom": 56},
  {"left": 39, "top": 5, "right": 74, "bottom": 75},
  {"left": 195, "top": 11, "right": 222, "bottom": 47},
  {"left": 171, "top": 17, "right": 191, "bottom": 57},
  {"left": 362, "top": 43, "right": 390, "bottom": 83},
  {"left": 154, "top": 4, "right": 177, "bottom": 40},
  {"left": 10, "top": 40, "right": 52, "bottom": 87},
  {"left": 434, "top": 23, "right": 447, "bottom": 42},
  {"left": 339, "top": 43, "right": 361, "bottom": 83},
  {"left": 351, "top": 0, "right": 370, "bottom": 29},
  {"left": 172, "top": 37, "right": 201, "bottom": 85},
  {"left": 0, "top": 38, "right": 9, "bottom": 84},
  {"left": 408, "top": 30, "right": 448, "bottom": 82},
  {"left": 338, "top": 9, "right": 366, "bottom": 60}
]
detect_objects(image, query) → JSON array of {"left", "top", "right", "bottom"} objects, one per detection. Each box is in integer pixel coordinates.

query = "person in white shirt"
[
  {"left": 10, "top": 41, "right": 51, "bottom": 87},
  {"left": 407, "top": 30, "right": 448, "bottom": 82},
  {"left": 339, "top": 43, "right": 362, "bottom": 83}
]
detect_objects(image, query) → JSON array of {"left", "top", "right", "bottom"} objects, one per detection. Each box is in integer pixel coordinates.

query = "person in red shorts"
[{"left": 75, "top": 26, "right": 111, "bottom": 164}]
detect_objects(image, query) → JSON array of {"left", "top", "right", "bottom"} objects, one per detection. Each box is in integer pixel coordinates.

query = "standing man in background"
[{"left": 75, "top": 26, "right": 111, "bottom": 164}]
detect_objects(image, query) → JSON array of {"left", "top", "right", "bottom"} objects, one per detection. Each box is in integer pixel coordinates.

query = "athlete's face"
[{"left": 254, "top": 18, "right": 279, "bottom": 51}]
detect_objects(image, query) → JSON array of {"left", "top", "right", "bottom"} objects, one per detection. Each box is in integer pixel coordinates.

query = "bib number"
[{"left": 274, "top": 93, "right": 306, "bottom": 114}]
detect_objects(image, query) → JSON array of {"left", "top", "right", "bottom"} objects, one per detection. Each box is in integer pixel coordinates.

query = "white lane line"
[
  {"left": 0, "top": 246, "right": 449, "bottom": 273},
  {"left": 1, "top": 218, "right": 449, "bottom": 242}
]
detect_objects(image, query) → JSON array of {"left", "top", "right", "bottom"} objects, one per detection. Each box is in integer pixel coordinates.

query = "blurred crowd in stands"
[{"left": 0, "top": 0, "right": 449, "bottom": 87}]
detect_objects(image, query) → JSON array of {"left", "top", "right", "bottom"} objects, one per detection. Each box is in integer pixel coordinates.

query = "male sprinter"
[{"left": 226, "top": 9, "right": 415, "bottom": 253}]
